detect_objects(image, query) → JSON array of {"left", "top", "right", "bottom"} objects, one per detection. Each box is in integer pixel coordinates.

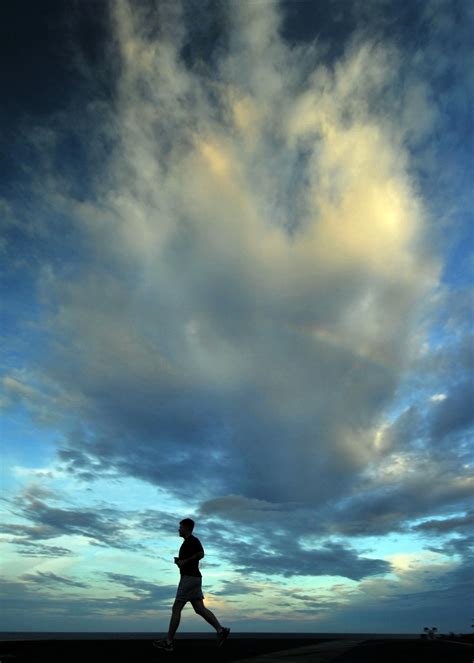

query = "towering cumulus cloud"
[{"left": 40, "top": 0, "right": 438, "bottom": 504}]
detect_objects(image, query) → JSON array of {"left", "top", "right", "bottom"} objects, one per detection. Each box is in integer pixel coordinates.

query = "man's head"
[{"left": 179, "top": 518, "right": 195, "bottom": 538}]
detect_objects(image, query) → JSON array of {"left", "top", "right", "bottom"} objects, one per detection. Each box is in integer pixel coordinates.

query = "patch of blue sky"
[
  {"left": 349, "top": 532, "right": 447, "bottom": 562},
  {"left": 55, "top": 473, "right": 192, "bottom": 517},
  {"left": 440, "top": 225, "right": 474, "bottom": 288},
  {"left": 1, "top": 286, "right": 44, "bottom": 366},
  {"left": 89, "top": 549, "right": 177, "bottom": 581},
  {"left": 1, "top": 417, "right": 59, "bottom": 485},
  {"left": 409, "top": 511, "right": 470, "bottom": 527},
  {"left": 272, "top": 575, "right": 359, "bottom": 601}
]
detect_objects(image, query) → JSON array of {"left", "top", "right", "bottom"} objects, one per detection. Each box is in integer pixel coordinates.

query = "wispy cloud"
[
  {"left": 2, "top": 484, "right": 146, "bottom": 552},
  {"left": 20, "top": 571, "right": 89, "bottom": 589},
  {"left": 104, "top": 572, "right": 176, "bottom": 603}
]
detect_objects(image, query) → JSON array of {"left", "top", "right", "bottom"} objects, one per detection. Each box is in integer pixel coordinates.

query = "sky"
[{"left": 0, "top": 0, "right": 473, "bottom": 634}]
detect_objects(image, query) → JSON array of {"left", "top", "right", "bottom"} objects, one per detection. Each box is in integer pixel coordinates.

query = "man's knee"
[
  {"left": 192, "top": 599, "right": 205, "bottom": 614},
  {"left": 172, "top": 600, "right": 185, "bottom": 614}
]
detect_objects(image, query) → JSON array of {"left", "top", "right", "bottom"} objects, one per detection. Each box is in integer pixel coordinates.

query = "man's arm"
[
  {"left": 189, "top": 551, "right": 204, "bottom": 561},
  {"left": 176, "top": 551, "right": 204, "bottom": 567}
]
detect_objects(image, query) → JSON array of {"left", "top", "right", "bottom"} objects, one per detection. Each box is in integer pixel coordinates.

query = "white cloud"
[
  {"left": 21, "top": 0, "right": 444, "bottom": 512},
  {"left": 430, "top": 393, "right": 447, "bottom": 402}
]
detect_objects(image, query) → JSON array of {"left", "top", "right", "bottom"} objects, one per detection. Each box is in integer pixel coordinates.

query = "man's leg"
[
  {"left": 191, "top": 599, "right": 222, "bottom": 631},
  {"left": 167, "top": 600, "right": 185, "bottom": 642},
  {"left": 152, "top": 600, "right": 186, "bottom": 651}
]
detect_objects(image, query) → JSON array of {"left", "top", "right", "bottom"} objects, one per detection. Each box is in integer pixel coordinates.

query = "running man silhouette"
[{"left": 153, "top": 518, "right": 230, "bottom": 652}]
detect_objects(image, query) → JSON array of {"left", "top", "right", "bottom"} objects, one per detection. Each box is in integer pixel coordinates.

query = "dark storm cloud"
[
  {"left": 232, "top": 542, "right": 390, "bottom": 581},
  {"left": 195, "top": 508, "right": 390, "bottom": 581},
  {"left": 196, "top": 449, "right": 472, "bottom": 542}
]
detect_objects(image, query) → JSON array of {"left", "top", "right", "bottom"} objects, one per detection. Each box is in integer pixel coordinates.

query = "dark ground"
[
  {"left": 331, "top": 638, "right": 474, "bottom": 662},
  {"left": 1, "top": 637, "right": 473, "bottom": 663},
  {"left": 0, "top": 637, "right": 327, "bottom": 662}
]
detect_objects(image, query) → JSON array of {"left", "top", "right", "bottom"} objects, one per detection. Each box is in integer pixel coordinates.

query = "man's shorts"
[{"left": 175, "top": 575, "right": 204, "bottom": 602}]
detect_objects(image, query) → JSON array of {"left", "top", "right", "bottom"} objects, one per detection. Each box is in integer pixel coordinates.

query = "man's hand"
[{"left": 174, "top": 552, "right": 203, "bottom": 568}]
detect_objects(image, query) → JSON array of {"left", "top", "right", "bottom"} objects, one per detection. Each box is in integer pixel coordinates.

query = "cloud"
[
  {"left": 194, "top": 507, "right": 390, "bottom": 581},
  {"left": 28, "top": 0, "right": 442, "bottom": 511},
  {"left": 212, "top": 579, "right": 263, "bottom": 596},
  {"left": 0, "top": 576, "right": 174, "bottom": 631},
  {"left": 412, "top": 512, "right": 474, "bottom": 535},
  {"left": 199, "top": 495, "right": 293, "bottom": 522},
  {"left": 104, "top": 572, "right": 176, "bottom": 604},
  {"left": 20, "top": 571, "right": 89, "bottom": 589},
  {"left": 2, "top": 0, "right": 472, "bottom": 621},
  {"left": 4, "top": 541, "right": 75, "bottom": 558},
  {"left": 0, "top": 374, "right": 74, "bottom": 427},
  {"left": 2, "top": 484, "right": 145, "bottom": 552},
  {"left": 232, "top": 541, "right": 390, "bottom": 581}
]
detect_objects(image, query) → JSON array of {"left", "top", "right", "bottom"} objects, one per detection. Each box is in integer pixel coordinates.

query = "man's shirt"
[{"left": 178, "top": 534, "right": 204, "bottom": 577}]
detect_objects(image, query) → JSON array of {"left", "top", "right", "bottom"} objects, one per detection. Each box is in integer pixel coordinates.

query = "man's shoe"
[
  {"left": 217, "top": 627, "right": 230, "bottom": 647},
  {"left": 153, "top": 639, "right": 174, "bottom": 652}
]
